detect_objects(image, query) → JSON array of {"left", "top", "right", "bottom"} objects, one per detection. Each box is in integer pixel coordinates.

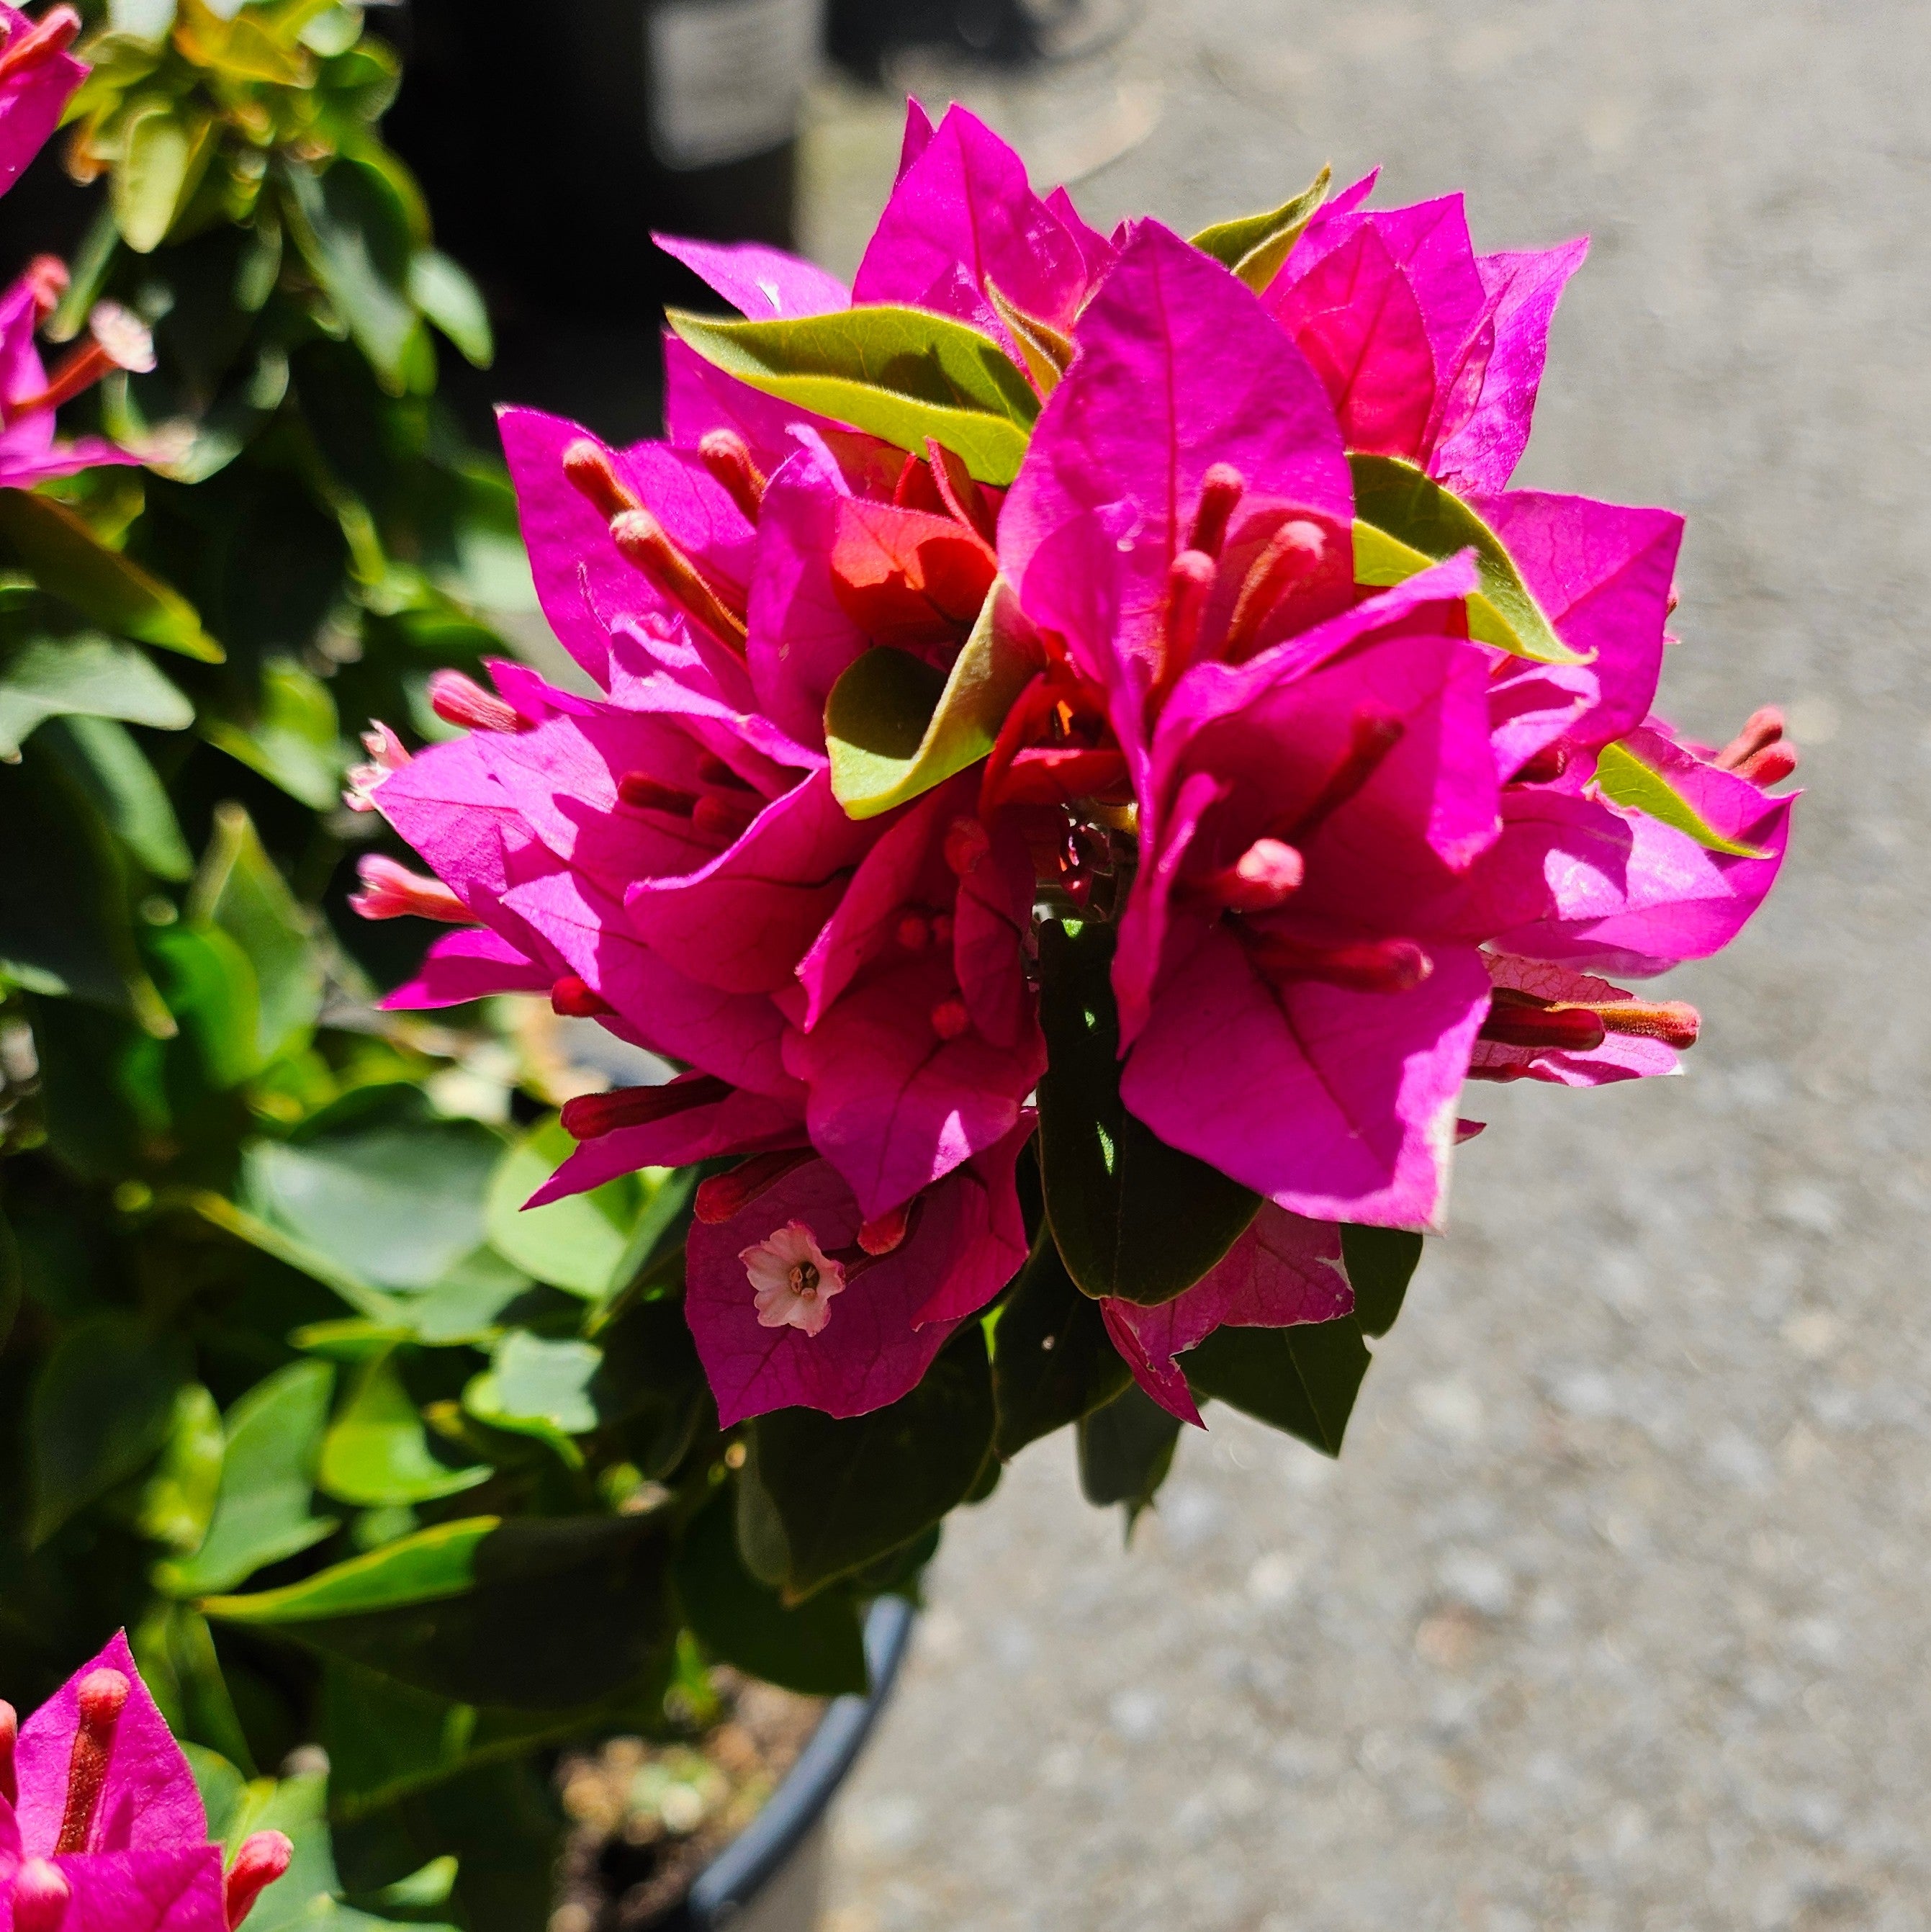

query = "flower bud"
[
  {"left": 426, "top": 669, "right": 529, "bottom": 734},
  {"left": 858, "top": 1204, "right": 911, "bottom": 1256},
  {"left": 1197, "top": 837, "right": 1303, "bottom": 913},
  {"left": 55, "top": 1668, "right": 128, "bottom": 1854},
  {"left": 617, "top": 770, "right": 700, "bottom": 816},
  {"left": 1188, "top": 464, "right": 1246, "bottom": 559},
  {"left": 12, "top": 1861, "right": 69, "bottom": 1932},
  {"left": 562, "top": 439, "right": 639, "bottom": 521},
  {"left": 349, "top": 856, "right": 469, "bottom": 924},
  {"left": 225, "top": 1831, "right": 294, "bottom": 1931},
  {"left": 550, "top": 975, "right": 612, "bottom": 1019},
  {"left": 695, "top": 1149, "right": 816, "bottom": 1223},
  {"left": 930, "top": 996, "right": 972, "bottom": 1041},
  {"left": 698, "top": 429, "right": 766, "bottom": 521},
  {"left": 560, "top": 1074, "right": 731, "bottom": 1140}
]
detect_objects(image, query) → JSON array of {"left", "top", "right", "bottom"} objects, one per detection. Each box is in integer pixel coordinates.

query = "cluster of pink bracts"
[
  {"left": 0, "top": 1636, "right": 292, "bottom": 1932},
  {"left": 353, "top": 104, "right": 1793, "bottom": 1432}
]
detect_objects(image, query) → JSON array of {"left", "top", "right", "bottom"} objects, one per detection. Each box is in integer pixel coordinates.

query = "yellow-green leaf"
[
  {"left": 826, "top": 583, "right": 1035, "bottom": 819},
  {"left": 668, "top": 305, "right": 1040, "bottom": 486},
  {"left": 1349, "top": 454, "right": 1585, "bottom": 665},
  {"left": 1192, "top": 163, "right": 1332, "bottom": 292},
  {"left": 1595, "top": 739, "right": 1768, "bottom": 858},
  {"left": 0, "top": 493, "right": 222, "bottom": 661},
  {"left": 114, "top": 98, "right": 193, "bottom": 253},
  {"left": 200, "top": 1517, "right": 498, "bottom": 1621}
]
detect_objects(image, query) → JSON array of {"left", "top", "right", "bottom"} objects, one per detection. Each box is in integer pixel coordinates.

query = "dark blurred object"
[
  {"left": 827, "top": 0, "right": 1135, "bottom": 76},
  {"left": 389, "top": 0, "right": 823, "bottom": 441}
]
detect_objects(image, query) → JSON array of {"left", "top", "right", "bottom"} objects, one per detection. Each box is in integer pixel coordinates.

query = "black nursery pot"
[{"left": 665, "top": 1597, "right": 914, "bottom": 1931}]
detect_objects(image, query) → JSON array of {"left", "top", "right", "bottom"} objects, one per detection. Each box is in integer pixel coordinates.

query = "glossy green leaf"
[
  {"left": 204, "top": 1514, "right": 675, "bottom": 1709},
  {"left": 131, "top": 1601, "right": 256, "bottom": 1774},
  {"left": 674, "top": 1492, "right": 868, "bottom": 1698},
  {"left": 158, "top": 1361, "right": 339, "bottom": 1596},
  {"left": 1349, "top": 454, "right": 1585, "bottom": 665},
  {"left": 1595, "top": 738, "right": 1768, "bottom": 858},
  {"left": 1076, "top": 1384, "right": 1181, "bottom": 1526},
  {"left": 464, "top": 1334, "right": 601, "bottom": 1440},
  {"left": 0, "top": 493, "right": 222, "bottom": 660},
  {"left": 128, "top": 1383, "right": 226, "bottom": 1553},
  {"left": 748, "top": 1327, "right": 995, "bottom": 1601},
  {"left": 406, "top": 1247, "right": 533, "bottom": 1347},
  {"left": 668, "top": 304, "right": 1040, "bottom": 486},
  {"left": 320, "top": 1353, "right": 491, "bottom": 1507},
  {"left": 991, "top": 1228, "right": 1131, "bottom": 1459},
  {"left": 114, "top": 99, "right": 194, "bottom": 253},
  {"left": 1185, "top": 1316, "right": 1372, "bottom": 1455},
  {"left": 826, "top": 583, "right": 1034, "bottom": 818},
  {"left": 201, "top": 658, "right": 347, "bottom": 809},
  {"left": 281, "top": 155, "right": 425, "bottom": 390},
  {"left": 1340, "top": 1223, "right": 1423, "bottom": 1338},
  {"left": 39, "top": 716, "right": 193, "bottom": 880},
  {"left": 189, "top": 803, "right": 323, "bottom": 1064},
  {"left": 148, "top": 924, "right": 260, "bottom": 1089},
  {"left": 28, "top": 1314, "right": 190, "bottom": 1545},
  {"left": 408, "top": 251, "right": 493, "bottom": 368},
  {"left": 0, "top": 634, "right": 192, "bottom": 757},
  {"left": 242, "top": 1099, "right": 501, "bottom": 1292},
  {"left": 1191, "top": 162, "right": 1332, "bottom": 292},
  {"left": 483, "top": 1116, "right": 675, "bottom": 1300},
  {"left": 185, "top": 1190, "right": 402, "bottom": 1323},
  {"left": 1037, "top": 920, "right": 1261, "bottom": 1305}
]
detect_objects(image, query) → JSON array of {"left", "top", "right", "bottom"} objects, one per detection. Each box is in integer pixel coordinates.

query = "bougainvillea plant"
[{"left": 354, "top": 102, "right": 1793, "bottom": 1470}]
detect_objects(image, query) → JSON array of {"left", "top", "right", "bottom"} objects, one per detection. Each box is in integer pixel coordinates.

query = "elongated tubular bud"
[
  {"left": 930, "top": 996, "right": 971, "bottom": 1041},
  {"left": 616, "top": 770, "right": 699, "bottom": 816},
  {"left": 0, "top": 7, "right": 78, "bottom": 81},
  {"left": 225, "top": 1832, "right": 294, "bottom": 1931},
  {"left": 610, "top": 509, "right": 749, "bottom": 650},
  {"left": 1153, "top": 549, "right": 1216, "bottom": 704},
  {"left": 1735, "top": 742, "right": 1798, "bottom": 787},
  {"left": 561, "top": 1074, "right": 732, "bottom": 1141},
  {"left": 1188, "top": 464, "right": 1246, "bottom": 560},
  {"left": 1597, "top": 999, "right": 1700, "bottom": 1048},
  {"left": 1477, "top": 997, "right": 1607, "bottom": 1053},
  {"left": 698, "top": 429, "right": 766, "bottom": 522},
  {"left": 1223, "top": 518, "right": 1330, "bottom": 660},
  {"left": 695, "top": 1147, "right": 817, "bottom": 1224},
  {"left": 0, "top": 1699, "right": 16, "bottom": 1807},
  {"left": 550, "top": 974, "right": 612, "bottom": 1019},
  {"left": 1715, "top": 705, "right": 1784, "bottom": 772},
  {"left": 22, "top": 254, "right": 67, "bottom": 318},
  {"left": 858, "top": 1204, "right": 910, "bottom": 1256},
  {"left": 1195, "top": 837, "right": 1304, "bottom": 913},
  {"left": 562, "top": 439, "right": 640, "bottom": 520},
  {"left": 895, "top": 912, "right": 931, "bottom": 953},
  {"left": 349, "top": 856, "right": 470, "bottom": 923},
  {"left": 12, "top": 1861, "right": 70, "bottom": 1932},
  {"left": 9, "top": 302, "right": 155, "bottom": 417},
  {"left": 1246, "top": 932, "right": 1431, "bottom": 994},
  {"left": 427, "top": 668, "right": 528, "bottom": 734},
  {"left": 56, "top": 1668, "right": 129, "bottom": 1854},
  {"left": 1281, "top": 709, "right": 1405, "bottom": 845},
  {"left": 692, "top": 793, "right": 757, "bottom": 842}
]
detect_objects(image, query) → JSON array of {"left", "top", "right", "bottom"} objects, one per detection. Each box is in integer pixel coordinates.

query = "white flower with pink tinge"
[{"left": 741, "top": 1221, "right": 846, "bottom": 1335}]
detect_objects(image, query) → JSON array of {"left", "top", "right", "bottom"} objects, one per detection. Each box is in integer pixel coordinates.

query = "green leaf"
[
  {"left": 1595, "top": 737, "right": 1768, "bottom": 858},
  {"left": 1191, "top": 163, "right": 1332, "bottom": 292},
  {"left": 281, "top": 155, "right": 424, "bottom": 391},
  {"left": 114, "top": 99, "right": 194, "bottom": 253},
  {"left": 1076, "top": 1384, "right": 1181, "bottom": 1527},
  {"left": 184, "top": 1190, "right": 402, "bottom": 1323},
  {"left": 28, "top": 1314, "right": 191, "bottom": 1545},
  {"left": 203, "top": 1514, "right": 675, "bottom": 1709},
  {"left": 0, "top": 493, "right": 222, "bottom": 661},
  {"left": 1185, "top": 1316, "right": 1372, "bottom": 1455},
  {"left": 1349, "top": 454, "right": 1585, "bottom": 665},
  {"left": 405, "top": 1247, "right": 533, "bottom": 1347},
  {"left": 189, "top": 803, "right": 323, "bottom": 1064},
  {"left": 0, "top": 754, "right": 174, "bottom": 1034},
  {"left": 674, "top": 1492, "right": 868, "bottom": 1697},
  {"left": 158, "top": 1362, "right": 340, "bottom": 1596},
  {"left": 148, "top": 924, "right": 261, "bottom": 1089},
  {"left": 319, "top": 1352, "right": 492, "bottom": 1507},
  {"left": 242, "top": 1098, "right": 501, "bottom": 1292},
  {"left": 747, "top": 1327, "right": 995, "bottom": 1601},
  {"left": 1036, "top": 920, "right": 1261, "bottom": 1304},
  {"left": 127, "top": 1383, "right": 226, "bottom": 1553},
  {"left": 464, "top": 1333, "right": 601, "bottom": 1440},
  {"left": 991, "top": 1227, "right": 1132, "bottom": 1459},
  {"left": 132, "top": 1602, "right": 255, "bottom": 1773},
  {"left": 668, "top": 305, "right": 1040, "bottom": 487},
  {"left": 1339, "top": 1223, "right": 1423, "bottom": 1338},
  {"left": 825, "top": 583, "right": 1035, "bottom": 818},
  {"left": 483, "top": 1116, "right": 681, "bottom": 1301},
  {"left": 408, "top": 251, "right": 493, "bottom": 368},
  {"left": 201, "top": 659, "right": 347, "bottom": 810},
  {"left": 39, "top": 716, "right": 193, "bottom": 881},
  {"left": 0, "top": 633, "right": 192, "bottom": 757}
]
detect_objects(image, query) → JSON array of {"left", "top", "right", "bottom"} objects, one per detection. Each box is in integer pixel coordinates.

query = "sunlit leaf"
[
  {"left": 1595, "top": 737, "right": 1768, "bottom": 858},
  {"left": 319, "top": 1352, "right": 491, "bottom": 1508},
  {"left": 0, "top": 633, "right": 192, "bottom": 758},
  {"left": 1191, "top": 163, "right": 1333, "bottom": 292}
]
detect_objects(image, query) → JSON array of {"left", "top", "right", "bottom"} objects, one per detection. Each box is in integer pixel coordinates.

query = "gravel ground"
[{"left": 804, "top": 5, "right": 1931, "bottom": 1928}]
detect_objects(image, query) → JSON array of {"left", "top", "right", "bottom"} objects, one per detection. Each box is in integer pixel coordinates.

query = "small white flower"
[{"left": 741, "top": 1221, "right": 845, "bottom": 1336}]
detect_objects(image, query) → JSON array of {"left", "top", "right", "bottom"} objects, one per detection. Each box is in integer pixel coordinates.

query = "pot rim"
[{"left": 686, "top": 1595, "right": 915, "bottom": 1926}]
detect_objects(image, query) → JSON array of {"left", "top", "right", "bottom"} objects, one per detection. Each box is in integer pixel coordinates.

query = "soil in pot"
[{"left": 549, "top": 1672, "right": 824, "bottom": 1932}]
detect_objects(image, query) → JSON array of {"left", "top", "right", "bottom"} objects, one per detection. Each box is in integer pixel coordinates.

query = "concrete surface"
[{"left": 807, "top": 4, "right": 1931, "bottom": 1928}]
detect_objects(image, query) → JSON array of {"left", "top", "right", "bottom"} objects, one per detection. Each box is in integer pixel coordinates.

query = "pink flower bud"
[
  {"left": 349, "top": 856, "right": 470, "bottom": 924},
  {"left": 224, "top": 1832, "right": 294, "bottom": 1931},
  {"left": 930, "top": 996, "right": 971, "bottom": 1041},
  {"left": 12, "top": 1861, "right": 70, "bottom": 1932},
  {"left": 561, "top": 1074, "right": 732, "bottom": 1140},
  {"left": 426, "top": 669, "right": 528, "bottom": 734},
  {"left": 1188, "top": 463, "right": 1246, "bottom": 559},
  {"left": 562, "top": 439, "right": 639, "bottom": 521},
  {"left": 55, "top": 1668, "right": 128, "bottom": 1854},
  {"left": 550, "top": 975, "right": 612, "bottom": 1019},
  {"left": 698, "top": 429, "right": 766, "bottom": 521}
]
